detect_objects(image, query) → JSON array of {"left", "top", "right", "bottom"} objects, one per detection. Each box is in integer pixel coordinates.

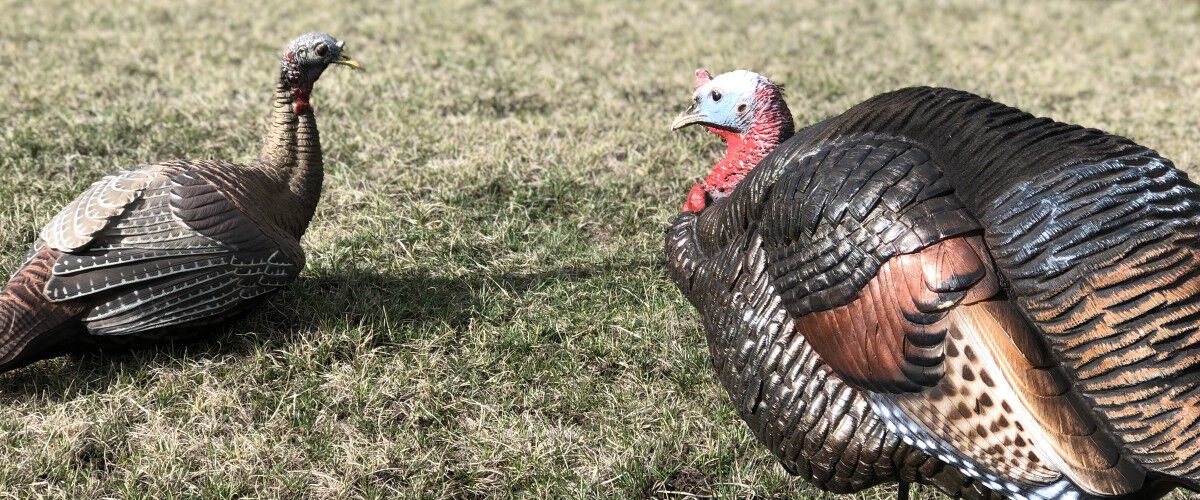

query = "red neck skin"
[
  {"left": 283, "top": 50, "right": 321, "bottom": 114},
  {"left": 683, "top": 86, "right": 794, "bottom": 213},
  {"left": 291, "top": 83, "right": 314, "bottom": 114}
]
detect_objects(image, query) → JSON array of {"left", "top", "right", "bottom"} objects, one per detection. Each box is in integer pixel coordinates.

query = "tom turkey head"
[
  {"left": 281, "top": 32, "right": 364, "bottom": 114},
  {"left": 671, "top": 69, "right": 794, "bottom": 213}
]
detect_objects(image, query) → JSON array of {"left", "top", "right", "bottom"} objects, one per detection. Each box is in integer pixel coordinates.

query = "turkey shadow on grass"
[{"left": 0, "top": 257, "right": 652, "bottom": 400}]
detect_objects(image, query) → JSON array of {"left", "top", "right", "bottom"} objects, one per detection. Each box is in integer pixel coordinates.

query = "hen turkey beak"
[
  {"left": 671, "top": 103, "right": 706, "bottom": 130},
  {"left": 334, "top": 53, "right": 365, "bottom": 71}
]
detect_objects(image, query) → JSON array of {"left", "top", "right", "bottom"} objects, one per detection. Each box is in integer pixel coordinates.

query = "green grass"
[{"left": 0, "top": 0, "right": 1198, "bottom": 498}]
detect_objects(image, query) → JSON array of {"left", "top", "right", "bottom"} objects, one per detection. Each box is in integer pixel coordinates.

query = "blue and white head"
[
  {"left": 671, "top": 68, "right": 795, "bottom": 213},
  {"left": 670, "top": 69, "right": 788, "bottom": 134}
]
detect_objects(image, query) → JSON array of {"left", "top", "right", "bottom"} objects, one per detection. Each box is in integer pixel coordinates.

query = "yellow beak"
[{"left": 334, "top": 53, "right": 365, "bottom": 71}]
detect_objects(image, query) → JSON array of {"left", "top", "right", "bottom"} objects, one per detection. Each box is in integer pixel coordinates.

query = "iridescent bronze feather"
[{"left": 668, "top": 83, "right": 1200, "bottom": 498}]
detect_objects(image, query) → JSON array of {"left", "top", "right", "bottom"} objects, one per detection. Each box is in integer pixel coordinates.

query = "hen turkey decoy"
[
  {"left": 0, "top": 32, "right": 362, "bottom": 373},
  {"left": 666, "top": 69, "right": 1200, "bottom": 499}
]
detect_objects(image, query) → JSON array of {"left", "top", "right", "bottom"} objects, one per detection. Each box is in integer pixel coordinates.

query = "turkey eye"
[
  {"left": 711, "top": 90, "right": 722, "bottom": 102},
  {"left": 315, "top": 43, "right": 328, "bottom": 57},
  {"left": 737, "top": 103, "right": 748, "bottom": 113}
]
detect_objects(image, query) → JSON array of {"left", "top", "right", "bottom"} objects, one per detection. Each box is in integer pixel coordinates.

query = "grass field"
[{"left": 1, "top": 1, "right": 1198, "bottom": 498}]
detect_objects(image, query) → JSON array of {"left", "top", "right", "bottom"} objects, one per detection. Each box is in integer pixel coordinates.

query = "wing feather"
[
  {"left": 33, "top": 163, "right": 299, "bottom": 336},
  {"left": 982, "top": 152, "right": 1200, "bottom": 483}
]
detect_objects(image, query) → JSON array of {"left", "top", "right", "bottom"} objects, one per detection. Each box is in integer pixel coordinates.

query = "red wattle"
[
  {"left": 683, "top": 183, "right": 708, "bottom": 212},
  {"left": 683, "top": 83, "right": 794, "bottom": 213},
  {"left": 291, "top": 84, "right": 314, "bottom": 115}
]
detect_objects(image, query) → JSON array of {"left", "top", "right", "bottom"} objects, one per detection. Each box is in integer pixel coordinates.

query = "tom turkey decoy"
[
  {"left": 0, "top": 32, "right": 362, "bottom": 373},
  {"left": 666, "top": 69, "right": 1200, "bottom": 500}
]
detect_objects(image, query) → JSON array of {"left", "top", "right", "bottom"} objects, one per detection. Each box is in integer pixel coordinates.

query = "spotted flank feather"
[{"left": 870, "top": 398, "right": 1081, "bottom": 500}]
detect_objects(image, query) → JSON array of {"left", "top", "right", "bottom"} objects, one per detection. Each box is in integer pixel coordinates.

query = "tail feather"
[{"left": 0, "top": 247, "right": 87, "bottom": 373}]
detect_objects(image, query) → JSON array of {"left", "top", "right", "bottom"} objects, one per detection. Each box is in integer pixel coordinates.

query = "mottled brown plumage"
[
  {"left": 668, "top": 79, "right": 1200, "bottom": 499},
  {"left": 0, "top": 32, "right": 360, "bottom": 373}
]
